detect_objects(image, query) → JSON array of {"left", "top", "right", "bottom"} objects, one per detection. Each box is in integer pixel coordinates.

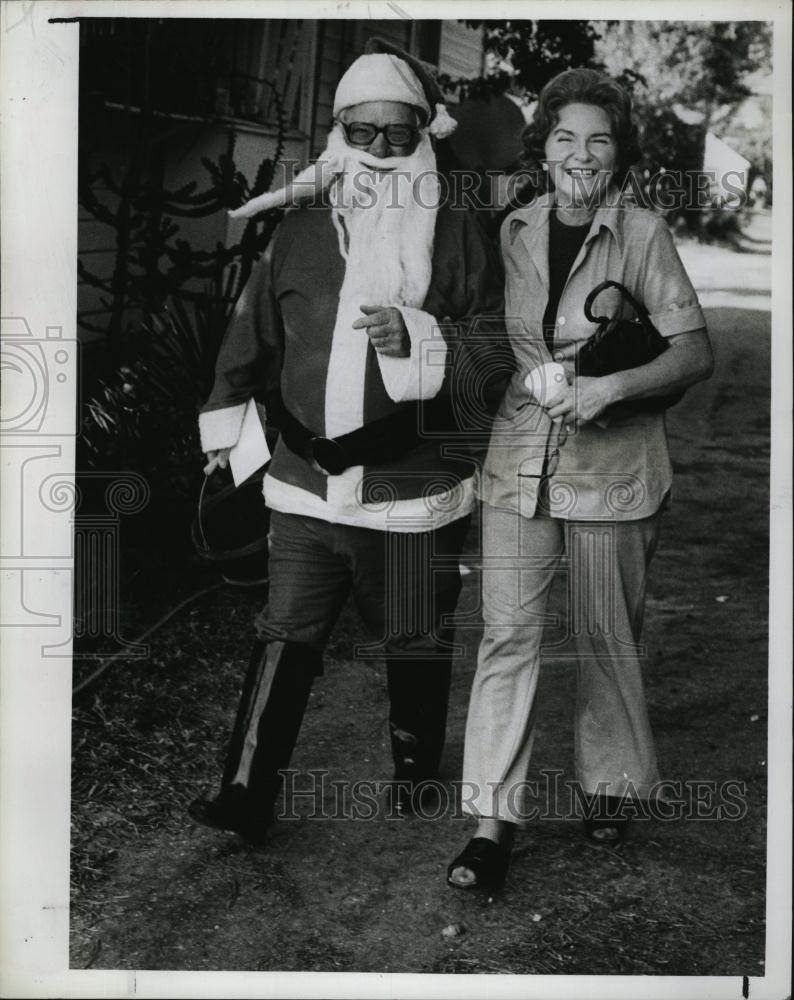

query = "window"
[{"left": 80, "top": 19, "right": 314, "bottom": 133}]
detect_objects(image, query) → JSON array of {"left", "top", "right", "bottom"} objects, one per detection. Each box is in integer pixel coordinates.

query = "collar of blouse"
[{"left": 505, "top": 188, "right": 627, "bottom": 259}]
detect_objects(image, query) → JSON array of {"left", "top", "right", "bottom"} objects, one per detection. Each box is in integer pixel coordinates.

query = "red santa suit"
[{"left": 189, "top": 40, "right": 511, "bottom": 841}]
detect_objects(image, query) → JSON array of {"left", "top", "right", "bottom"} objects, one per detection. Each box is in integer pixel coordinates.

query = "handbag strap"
[{"left": 583, "top": 280, "right": 651, "bottom": 325}]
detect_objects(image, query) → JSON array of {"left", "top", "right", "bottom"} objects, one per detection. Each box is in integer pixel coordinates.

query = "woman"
[{"left": 447, "top": 68, "right": 714, "bottom": 891}]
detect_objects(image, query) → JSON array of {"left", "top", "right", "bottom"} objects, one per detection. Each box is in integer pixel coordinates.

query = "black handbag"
[{"left": 576, "top": 280, "right": 685, "bottom": 414}]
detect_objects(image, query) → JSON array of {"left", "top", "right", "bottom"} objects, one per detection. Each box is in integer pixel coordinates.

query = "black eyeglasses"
[{"left": 339, "top": 120, "right": 419, "bottom": 148}]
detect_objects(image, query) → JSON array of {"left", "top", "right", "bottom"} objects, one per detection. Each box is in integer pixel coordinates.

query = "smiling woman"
[
  {"left": 448, "top": 67, "right": 715, "bottom": 893},
  {"left": 522, "top": 68, "right": 642, "bottom": 200},
  {"left": 543, "top": 103, "right": 618, "bottom": 223}
]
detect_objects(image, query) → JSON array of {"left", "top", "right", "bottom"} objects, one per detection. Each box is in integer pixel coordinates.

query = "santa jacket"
[{"left": 199, "top": 202, "right": 510, "bottom": 522}]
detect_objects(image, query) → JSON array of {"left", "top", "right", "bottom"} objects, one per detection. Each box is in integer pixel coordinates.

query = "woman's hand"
[
  {"left": 352, "top": 305, "right": 410, "bottom": 357},
  {"left": 547, "top": 331, "right": 714, "bottom": 426},
  {"left": 550, "top": 341, "right": 579, "bottom": 384},
  {"left": 203, "top": 448, "right": 231, "bottom": 475},
  {"left": 546, "top": 376, "right": 617, "bottom": 429}
]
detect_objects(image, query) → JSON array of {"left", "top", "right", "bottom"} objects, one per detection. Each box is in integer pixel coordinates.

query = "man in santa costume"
[{"left": 189, "top": 38, "right": 509, "bottom": 842}]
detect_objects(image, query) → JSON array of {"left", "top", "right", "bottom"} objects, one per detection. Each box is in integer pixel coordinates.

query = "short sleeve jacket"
[{"left": 481, "top": 192, "right": 707, "bottom": 522}]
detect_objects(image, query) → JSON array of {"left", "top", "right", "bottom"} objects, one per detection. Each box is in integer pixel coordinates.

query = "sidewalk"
[{"left": 676, "top": 209, "right": 772, "bottom": 309}]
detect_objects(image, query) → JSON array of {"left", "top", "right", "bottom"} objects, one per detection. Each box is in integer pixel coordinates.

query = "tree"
[
  {"left": 595, "top": 21, "right": 772, "bottom": 236},
  {"left": 594, "top": 21, "right": 771, "bottom": 133}
]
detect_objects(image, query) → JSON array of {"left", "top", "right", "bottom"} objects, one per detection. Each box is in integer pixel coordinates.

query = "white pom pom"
[{"left": 428, "top": 103, "right": 458, "bottom": 139}]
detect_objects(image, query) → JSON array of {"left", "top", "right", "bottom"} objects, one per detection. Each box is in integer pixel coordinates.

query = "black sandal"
[{"left": 447, "top": 836, "right": 512, "bottom": 892}]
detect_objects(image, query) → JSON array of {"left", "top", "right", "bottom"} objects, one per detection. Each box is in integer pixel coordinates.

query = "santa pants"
[
  {"left": 462, "top": 505, "right": 662, "bottom": 824},
  {"left": 218, "top": 509, "right": 470, "bottom": 816}
]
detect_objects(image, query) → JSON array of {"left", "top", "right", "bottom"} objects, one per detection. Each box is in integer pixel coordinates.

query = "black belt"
[{"left": 277, "top": 396, "right": 455, "bottom": 475}]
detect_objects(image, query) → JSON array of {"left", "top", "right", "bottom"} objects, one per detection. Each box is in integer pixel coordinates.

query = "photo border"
[{"left": 1, "top": 1, "right": 790, "bottom": 997}]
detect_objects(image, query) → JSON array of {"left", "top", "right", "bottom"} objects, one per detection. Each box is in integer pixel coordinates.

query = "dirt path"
[{"left": 70, "top": 215, "right": 772, "bottom": 977}]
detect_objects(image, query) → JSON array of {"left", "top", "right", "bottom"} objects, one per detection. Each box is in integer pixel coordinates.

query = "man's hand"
[
  {"left": 352, "top": 305, "right": 410, "bottom": 358},
  {"left": 203, "top": 448, "right": 231, "bottom": 475},
  {"left": 546, "top": 376, "right": 618, "bottom": 429}
]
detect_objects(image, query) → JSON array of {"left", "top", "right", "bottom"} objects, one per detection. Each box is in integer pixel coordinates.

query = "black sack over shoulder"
[{"left": 575, "top": 280, "right": 685, "bottom": 414}]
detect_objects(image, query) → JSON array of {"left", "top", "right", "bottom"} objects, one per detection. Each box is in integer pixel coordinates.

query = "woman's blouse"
[
  {"left": 480, "top": 191, "right": 707, "bottom": 522},
  {"left": 542, "top": 212, "right": 592, "bottom": 349}
]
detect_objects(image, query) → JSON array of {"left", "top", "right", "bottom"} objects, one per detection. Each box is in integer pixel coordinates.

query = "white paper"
[{"left": 229, "top": 398, "right": 270, "bottom": 486}]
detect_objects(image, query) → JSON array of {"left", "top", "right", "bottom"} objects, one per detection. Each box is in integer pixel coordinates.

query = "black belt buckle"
[{"left": 310, "top": 436, "right": 348, "bottom": 475}]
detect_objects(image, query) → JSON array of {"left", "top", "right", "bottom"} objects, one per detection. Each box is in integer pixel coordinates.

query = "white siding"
[{"left": 438, "top": 21, "right": 484, "bottom": 81}]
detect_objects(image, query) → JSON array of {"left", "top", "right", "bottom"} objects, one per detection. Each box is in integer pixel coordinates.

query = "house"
[{"left": 77, "top": 17, "right": 485, "bottom": 342}]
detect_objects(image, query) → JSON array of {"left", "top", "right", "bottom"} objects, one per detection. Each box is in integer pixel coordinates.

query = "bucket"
[{"left": 191, "top": 472, "right": 270, "bottom": 586}]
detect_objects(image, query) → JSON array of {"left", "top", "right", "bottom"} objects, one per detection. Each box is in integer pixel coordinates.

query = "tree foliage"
[
  {"left": 594, "top": 21, "right": 772, "bottom": 129},
  {"left": 595, "top": 20, "right": 772, "bottom": 234}
]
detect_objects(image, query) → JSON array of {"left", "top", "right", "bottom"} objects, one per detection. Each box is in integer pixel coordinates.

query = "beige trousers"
[{"left": 462, "top": 505, "right": 663, "bottom": 823}]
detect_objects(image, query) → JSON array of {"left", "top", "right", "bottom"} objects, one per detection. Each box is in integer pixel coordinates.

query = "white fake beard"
[{"left": 326, "top": 128, "right": 440, "bottom": 309}]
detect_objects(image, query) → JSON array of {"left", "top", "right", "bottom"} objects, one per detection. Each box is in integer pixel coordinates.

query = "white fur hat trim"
[{"left": 333, "top": 53, "right": 430, "bottom": 118}]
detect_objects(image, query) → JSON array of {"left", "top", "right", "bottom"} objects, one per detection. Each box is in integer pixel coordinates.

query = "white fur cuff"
[
  {"left": 198, "top": 403, "right": 247, "bottom": 452},
  {"left": 376, "top": 307, "right": 447, "bottom": 403}
]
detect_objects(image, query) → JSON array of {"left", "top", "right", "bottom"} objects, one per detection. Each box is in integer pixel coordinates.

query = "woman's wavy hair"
[{"left": 521, "top": 68, "right": 642, "bottom": 191}]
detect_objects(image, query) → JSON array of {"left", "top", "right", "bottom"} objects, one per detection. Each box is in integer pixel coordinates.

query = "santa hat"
[
  {"left": 229, "top": 36, "right": 455, "bottom": 220},
  {"left": 335, "top": 36, "right": 458, "bottom": 138}
]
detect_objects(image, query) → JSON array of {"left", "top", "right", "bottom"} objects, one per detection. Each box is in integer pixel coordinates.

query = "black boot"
[
  {"left": 189, "top": 638, "right": 321, "bottom": 843},
  {"left": 384, "top": 656, "right": 452, "bottom": 814},
  {"left": 581, "top": 793, "right": 631, "bottom": 845}
]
